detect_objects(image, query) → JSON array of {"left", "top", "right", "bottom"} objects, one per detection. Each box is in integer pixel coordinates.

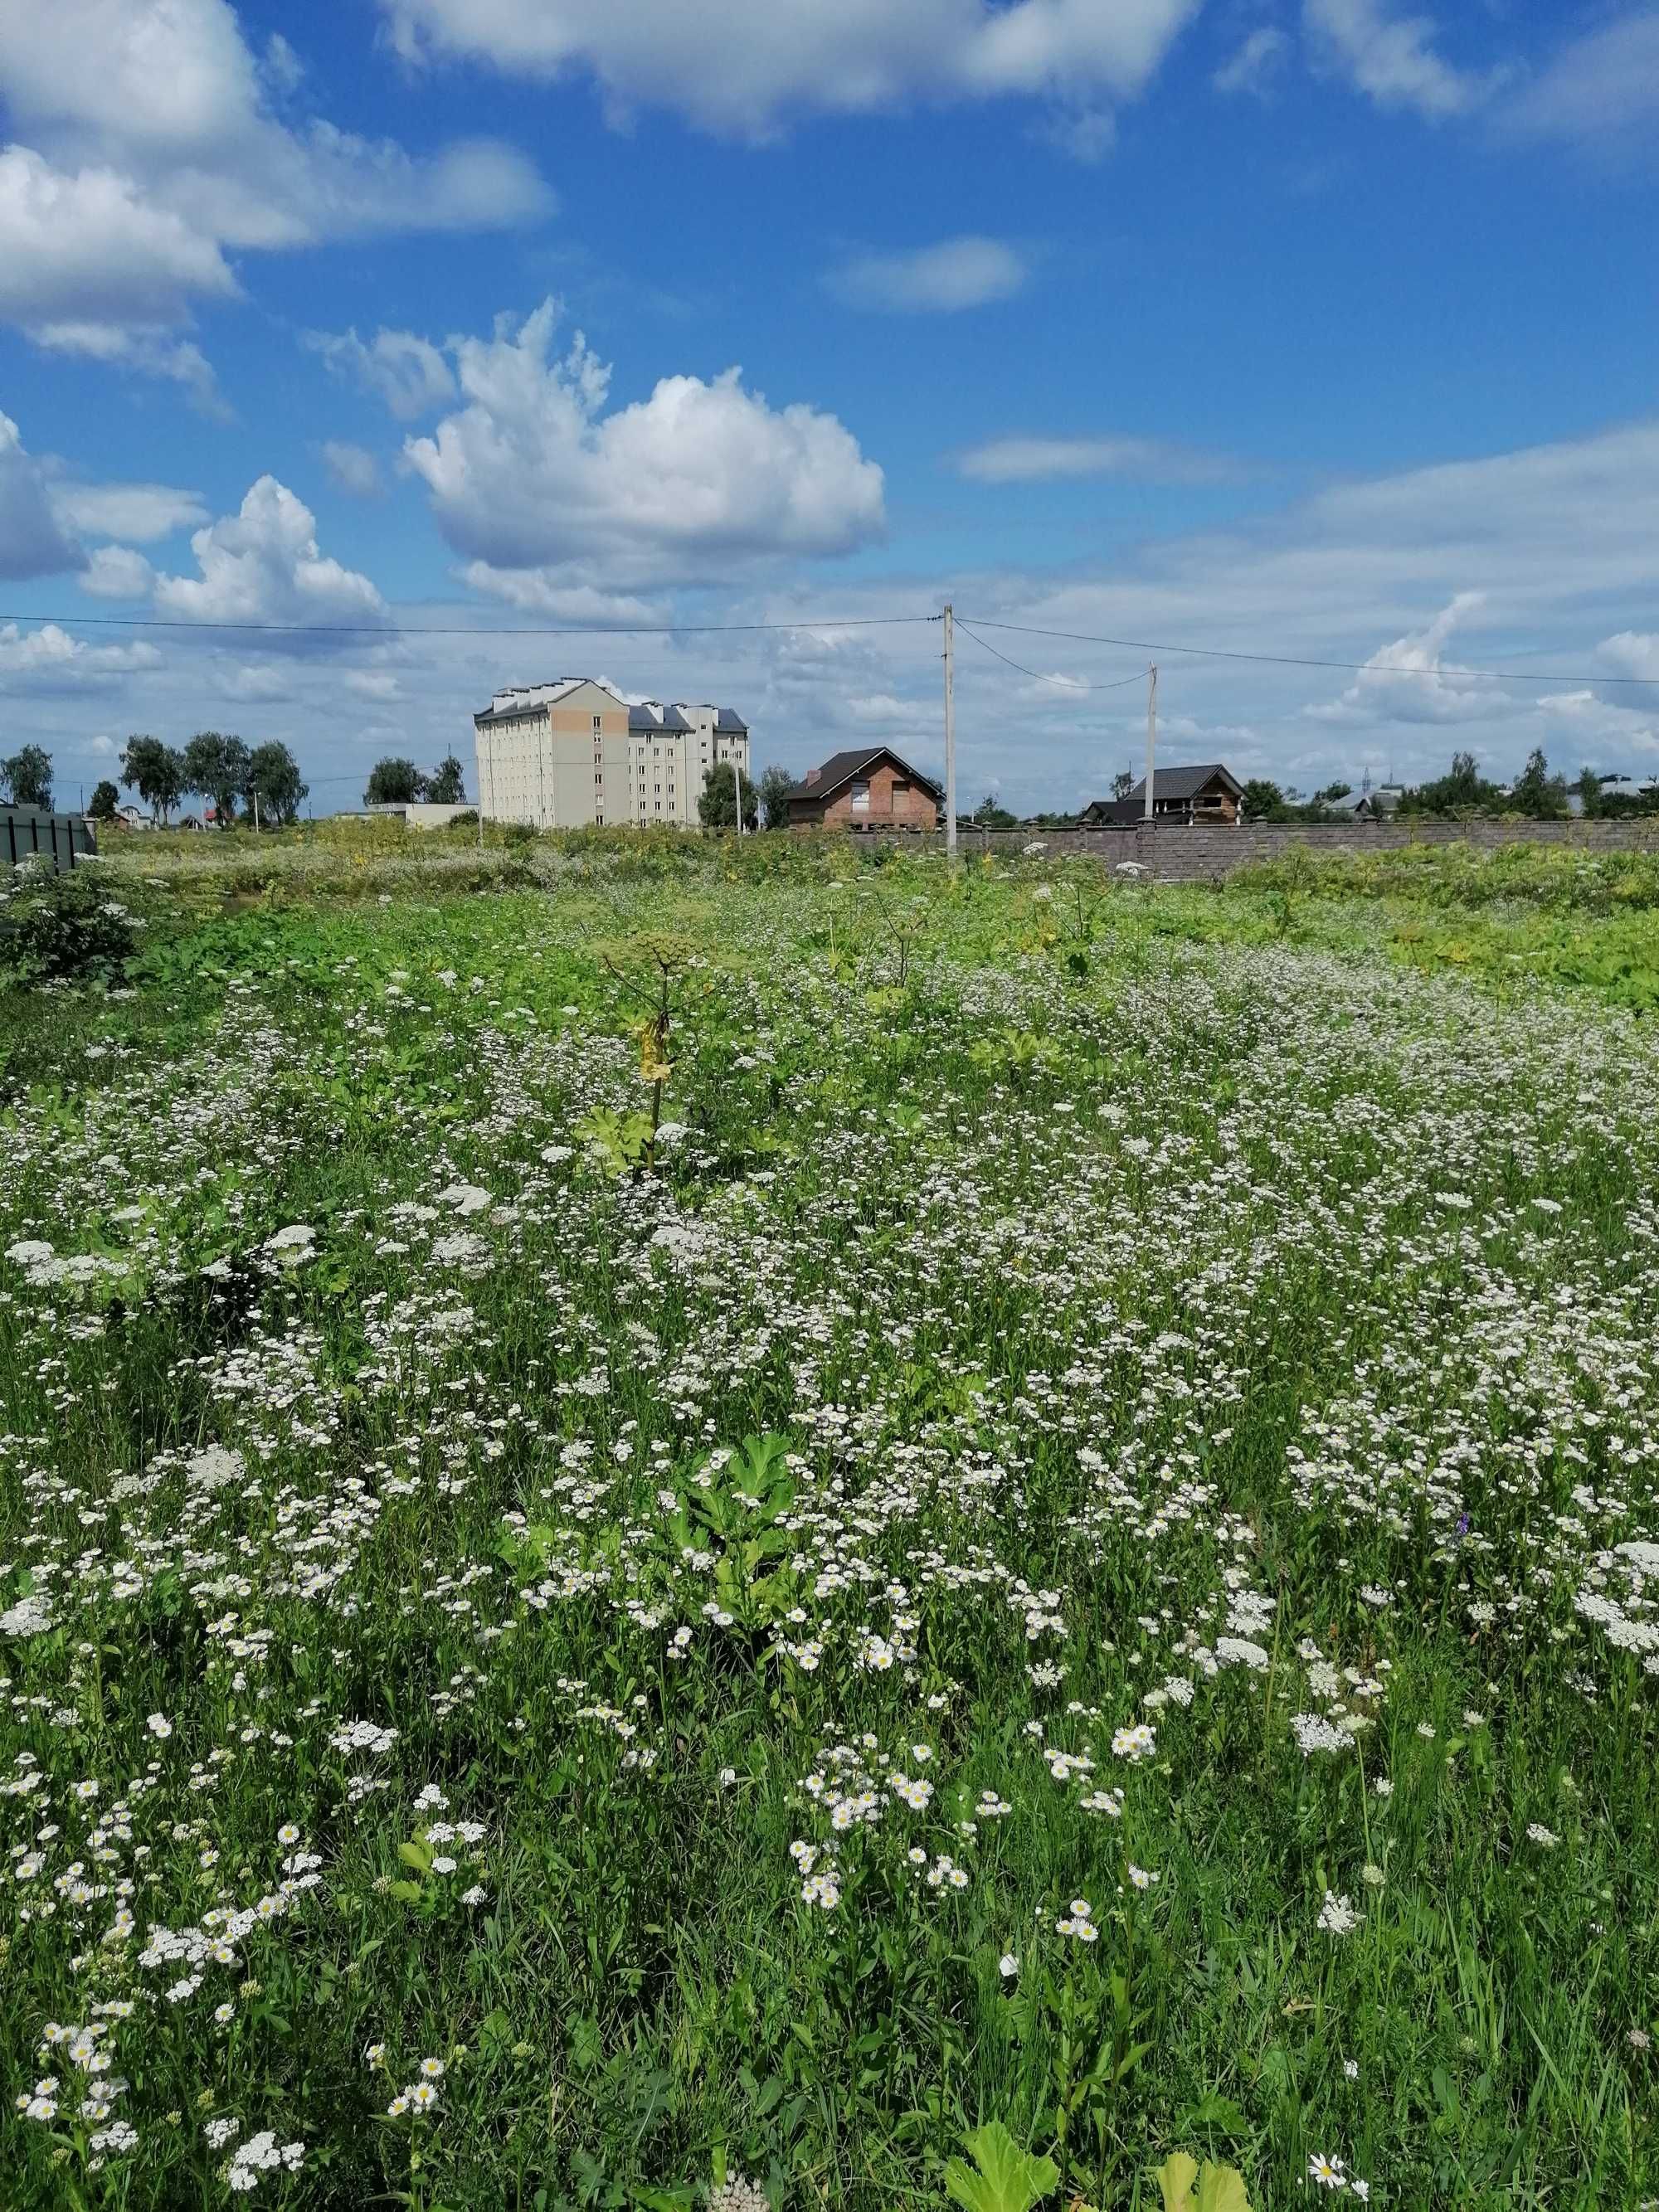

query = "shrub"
[{"left": 0, "top": 857, "right": 143, "bottom": 987}]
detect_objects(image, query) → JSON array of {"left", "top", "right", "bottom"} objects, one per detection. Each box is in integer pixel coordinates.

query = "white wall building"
[{"left": 471, "top": 678, "right": 751, "bottom": 829}]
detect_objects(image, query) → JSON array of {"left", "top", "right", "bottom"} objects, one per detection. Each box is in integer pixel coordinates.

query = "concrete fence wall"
[{"left": 852, "top": 818, "right": 1659, "bottom": 882}]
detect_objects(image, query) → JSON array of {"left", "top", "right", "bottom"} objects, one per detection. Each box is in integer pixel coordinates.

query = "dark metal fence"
[{"left": 2, "top": 809, "right": 96, "bottom": 873}]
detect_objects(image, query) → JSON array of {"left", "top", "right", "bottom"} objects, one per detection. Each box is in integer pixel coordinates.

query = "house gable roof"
[
  {"left": 1124, "top": 762, "right": 1242, "bottom": 805},
  {"left": 787, "top": 746, "right": 943, "bottom": 807}
]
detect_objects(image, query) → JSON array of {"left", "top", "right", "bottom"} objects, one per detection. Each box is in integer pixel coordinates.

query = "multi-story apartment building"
[{"left": 471, "top": 678, "right": 751, "bottom": 829}]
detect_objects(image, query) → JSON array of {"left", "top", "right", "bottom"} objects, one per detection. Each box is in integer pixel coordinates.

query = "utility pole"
[
  {"left": 943, "top": 602, "right": 956, "bottom": 858},
  {"left": 252, "top": 790, "right": 260, "bottom": 835},
  {"left": 1144, "top": 663, "right": 1158, "bottom": 822},
  {"left": 733, "top": 747, "right": 746, "bottom": 837}
]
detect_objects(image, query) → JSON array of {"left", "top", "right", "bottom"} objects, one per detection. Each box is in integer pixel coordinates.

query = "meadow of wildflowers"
[{"left": 1, "top": 834, "right": 1656, "bottom": 2210}]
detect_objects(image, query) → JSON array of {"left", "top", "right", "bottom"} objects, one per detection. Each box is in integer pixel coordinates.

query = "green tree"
[
  {"left": 1112, "top": 769, "right": 1136, "bottom": 800},
  {"left": 1511, "top": 746, "right": 1568, "bottom": 819},
  {"left": 698, "top": 760, "right": 758, "bottom": 829},
  {"left": 1400, "top": 749, "right": 1505, "bottom": 815},
  {"left": 756, "top": 762, "right": 795, "bottom": 829},
  {"left": 1314, "top": 780, "right": 1353, "bottom": 802},
  {"left": 182, "top": 731, "right": 251, "bottom": 826},
  {"left": 119, "top": 736, "right": 186, "bottom": 824},
  {"left": 1241, "top": 778, "right": 1285, "bottom": 819},
  {"left": 87, "top": 779, "right": 120, "bottom": 821},
  {"left": 365, "top": 757, "right": 422, "bottom": 806},
  {"left": 1575, "top": 765, "right": 1603, "bottom": 818},
  {"left": 971, "top": 793, "right": 1018, "bottom": 828},
  {"left": 246, "top": 741, "right": 308, "bottom": 825},
  {"left": 425, "top": 753, "right": 467, "bottom": 805},
  {"left": 1, "top": 745, "right": 53, "bottom": 809}
]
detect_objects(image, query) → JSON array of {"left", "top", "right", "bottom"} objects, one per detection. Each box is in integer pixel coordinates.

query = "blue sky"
[{"left": 2, "top": 0, "right": 1657, "bottom": 814}]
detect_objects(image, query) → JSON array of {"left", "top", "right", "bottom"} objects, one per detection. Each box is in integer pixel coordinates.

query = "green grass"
[{"left": 1, "top": 829, "right": 1657, "bottom": 2210}]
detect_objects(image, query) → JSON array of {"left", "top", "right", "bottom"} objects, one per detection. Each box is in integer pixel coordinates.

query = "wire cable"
[
  {"left": 954, "top": 620, "right": 1146, "bottom": 692},
  {"left": 955, "top": 616, "right": 1659, "bottom": 688}
]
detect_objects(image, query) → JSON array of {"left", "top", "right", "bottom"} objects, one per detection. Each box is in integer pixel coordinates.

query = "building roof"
[
  {"left": 474, "top": 681, "right": 748, "bottom": 732},
  {"left": 1126, "top": 762, "right": 1242, "bottom": 805},
  {"left": 787, "top": 746, "right": 943, "bottom": 806},
  {"left": 474, "top": 677, "right": 626, "bottom": 727},
  {"left": 1326, "top": 785, "right": 1404, "bottom": 814},
  {"left": 628, "top": 702, "right": 693, "bottom": 733}
]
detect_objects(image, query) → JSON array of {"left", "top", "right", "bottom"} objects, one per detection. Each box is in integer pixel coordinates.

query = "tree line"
[
  {"left": 363, "top": 756, "right": 469, "bottom": 807},
  {"left": 114, "top": 734, "right": 309, "bottom": 826},
  {"left": 1243, "top": 749, "right": 1659, "bottom": 824}
]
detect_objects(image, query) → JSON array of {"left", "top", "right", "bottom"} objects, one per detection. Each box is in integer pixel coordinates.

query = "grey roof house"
[{"left": 1080, "top": 763, "right": 1243, "bottom": 826}]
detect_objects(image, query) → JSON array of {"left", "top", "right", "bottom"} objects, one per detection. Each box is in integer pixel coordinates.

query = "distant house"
[
  {"left": 110, "top": 802, "right": 152, "bottom": 830},
  {"left": 787, "top": 746, "right": 941, "bottom": 831},
  {"left": 1326, "top": 785, "right": 1404, "bottom": 821},
  {"left": 1080, "top": 763, "right": 1243, "bottom": 825}
]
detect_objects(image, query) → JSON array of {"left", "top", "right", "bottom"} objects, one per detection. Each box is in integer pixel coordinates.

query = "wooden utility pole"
[
  {"left": 1144, "top": 663, "right": 1158, "bottom": 821},
  {"left": 943, "top": 603, "right": 956, "bottom": 858},
  {"left": 733, "top": 747, "right": 746, "bottom": 837}
]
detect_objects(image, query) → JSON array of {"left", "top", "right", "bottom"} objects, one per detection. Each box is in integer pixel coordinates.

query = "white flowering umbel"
[{"left": 226, "top": 2130, "right": 304, "bottom": 2190}]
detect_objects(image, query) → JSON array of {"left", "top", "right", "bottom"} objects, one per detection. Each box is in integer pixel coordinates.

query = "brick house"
[{"left": 787, "top": 746, "right": 942, "bottom": 831}]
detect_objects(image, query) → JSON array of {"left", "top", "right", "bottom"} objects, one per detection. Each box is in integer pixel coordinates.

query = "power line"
[
  {"left": 0, "top": 610, "right": 939, "bottom": 639},
  {"left": 13, "top": 596, "right": 1654, "bottom": 689},
  {"left": 954, "top": 620, "right": 1146, "bottom": 692},
  {"left": 955, "top": 616, "right": 1659, "bottom": 688}
]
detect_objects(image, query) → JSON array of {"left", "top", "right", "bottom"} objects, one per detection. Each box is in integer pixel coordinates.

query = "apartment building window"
[{"left": 592, "top": 713, "right": 602, "bottom": 733}]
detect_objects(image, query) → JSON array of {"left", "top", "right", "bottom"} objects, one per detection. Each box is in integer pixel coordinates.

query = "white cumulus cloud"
[
  {"left": 1303, "top": 0, "right": 1499, "bottom": 120},
  {"left": 0, "top": 622, "right": 161, "bottom": 690},
  {"left": 50, "top": 479, "right": 208, "bottom": 542},
  {"left": 403, "top": 299, "right": 885, "bottom": 589},
  {"left": 152, "top": 476, "right": 390, "bottom": 637},
  {"left": 1213, "top": 26, "right": 1291, "bottom": 98},
  {"left": 379, "top": 0, "right": 1202, "bottom": 139},
  {"left": 319, "top": 441, "right": 384, "bottom": 498},
  {"left": 80, "top": 546, "right": 158, "bottom": 598},
  {"left": 305, "top": 328, "right": 457, "bottom": 420},
  {"left": 829, "top": 237, "right": 1029, "bottom": 313},
  {"left": 956, "top": 434, "right": 1244, "bottom": 484},
  {"left": 0, "top": 148, "right": 239, "bottom": 329},
  {"left": 0, "top": 0, "right": 552, "bottom": 387},
  {"left": 1502, "top": 13, "right": 1659, "bottom": 158},
  {"left": 0, "top": 411, "right": 84, "bottom": 581},
  {"left": 1310, "top": 594, "right": 1516, "bottom": 724},
  {"left": 1598, "top": 632, "right": 1659, "bottom": 681}
]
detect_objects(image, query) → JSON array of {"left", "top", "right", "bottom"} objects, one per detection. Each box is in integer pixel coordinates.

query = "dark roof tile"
[{"left": 787, "top": 746, "right": 943, "bottom": 806}]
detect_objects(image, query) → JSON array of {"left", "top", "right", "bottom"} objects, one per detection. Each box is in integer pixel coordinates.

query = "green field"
[{"left": 2, "top": 829, "right": 1657, "bottom": 2210}]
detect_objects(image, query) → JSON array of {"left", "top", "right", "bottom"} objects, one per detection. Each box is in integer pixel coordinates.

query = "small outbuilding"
[{"left": 787, "top": 746, "right": 942, "bottom": 831}]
